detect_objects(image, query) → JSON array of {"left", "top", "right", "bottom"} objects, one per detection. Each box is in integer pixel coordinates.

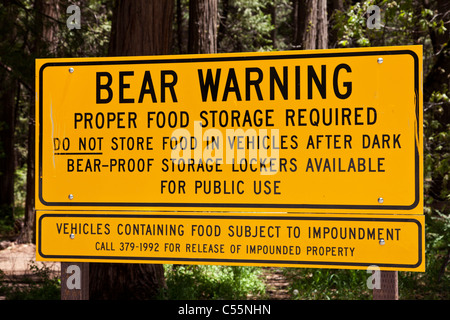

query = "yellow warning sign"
[
  {"left": 36, "top": 46, "right": 423, "bottom": 213},
  {"left": 36, "top": 212, "right": 425, "bottom": 271}
]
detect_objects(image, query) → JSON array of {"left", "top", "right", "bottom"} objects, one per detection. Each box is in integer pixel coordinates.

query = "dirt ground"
[
  {"left": 0, "top": 242, "right": 290, "bottom": 300},
  {"left": 0, "top": 242, "right": 60, "bottom": 277}
]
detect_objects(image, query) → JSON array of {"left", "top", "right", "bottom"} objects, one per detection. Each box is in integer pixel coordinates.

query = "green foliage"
[
  {"left": 57, "top": 0, "right": 113, "bottom": 58},
  {"left": 218, "top": 0, "right": 274, "bottom": 52},
  {"left": 284, "top": 268, "right": 372, "bottom": 300},
  {"left": 428, "top": 210, "right": 450, "bottom": 252},
  {"left": 333, "top": 1, "right": 373, "bottom": 47},
  {"left": 14, "top": 165, "right": 27, "bottom": 215},
  {"left": 0, "top": 210, "right": 15, "bottom": 238},
  {"left": 399, "top": 210, "right": 450, "bottom": 299},
  {"left": 1, "top": 0, "right": 448, "bottom": 301},
  {"left": 0, "top": 263, "right": 60, "bottom": 300},
  {"left": 160, "top": 265, "right": 266, "bottom": 300},
  {"left": 0, "top": 205, "right": 15, "bottom": 237},
  {"left": 424, "top": 90, "right": 450, "bottom": 205},
  {"left": 332, "top": 0, "right": 446, "bottom": 51},
  {"left": 0, "top": 0, "right": 113, "bottom": 231},
  {"left": 332, "top": 1, "right": 449, "bottom": 299}
]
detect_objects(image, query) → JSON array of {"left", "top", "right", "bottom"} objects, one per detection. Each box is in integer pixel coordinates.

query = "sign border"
[
  {"left": 37, "top": 213, "right": 423, "bottom": 270},
  {"left": 37, "top": 48, "right": 421, "bottom": 211}
]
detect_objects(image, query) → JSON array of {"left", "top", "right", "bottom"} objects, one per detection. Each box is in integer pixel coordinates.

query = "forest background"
[{"left": 0, "top": 0, "right": 448, "bottom": 300}]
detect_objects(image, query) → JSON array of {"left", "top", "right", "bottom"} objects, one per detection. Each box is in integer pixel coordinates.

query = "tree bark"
[
  {"left": 17, "top": 94, "right": 35, "bottom": 244},
  {"left": 0, "top": 71, "right": 16, "bottom": 224},
  {"left": 188, "top": 0, "right": 218, "bottom": 54},
  {"left": 292, "top": 0, "right": 328, "bottom": 50},
  {"left": 17, "top": 0, "right": 60, "bottom": 244},
  {"left": 316, "top": 0, "right": 328, "bottom": 49},
  {"left": 90, "top": 0, "right": 173, "bottom": 300},
  {"left": 109, "top": 0, "right": 174, "bottom": 56},
  {"left": 302, "top": 0, "right": 318, "bottom": 50},
  {"left": 0, "top": 2, "right": 18, "bottom": 225},
  {"left": 176, "top": 0, "right": 184, "bottom": 53},
  {"left": 89, "top": 263, "right": 166, "bottom": 300}
]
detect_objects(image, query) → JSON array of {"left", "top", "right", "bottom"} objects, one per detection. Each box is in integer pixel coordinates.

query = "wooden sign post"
[
  {"left": 60, "top": 262, "right": 89, "bottom": 300},
  {"left": 373, "top": 271, "right": 398, "bottom": 300}
]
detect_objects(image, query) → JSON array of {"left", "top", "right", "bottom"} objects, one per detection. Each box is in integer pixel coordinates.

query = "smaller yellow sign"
[{"left": 36, "top": 212, "right": 424, "bottom": 271}]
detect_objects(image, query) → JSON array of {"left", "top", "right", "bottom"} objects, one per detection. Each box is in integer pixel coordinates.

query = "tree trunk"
[
  {"left": 176, "top": 0, "right": 184, "bottom": 53},
  {"left": 316, "top": 0, "right": 328, "bottom": 49},
  {"left": 292, "top": 0, "right": 301, "bottom": 48},
  {"left": 109, "top": 0, "right": 174, "bottom": 56},
  {"left": 302, "top": 0, "right": 318, "bottom": 50},
  {"left": 90, "top": 0, "right": 173, "bottom": 300},
  {"left": 0, "top": 2, "right": 18, "bottom": 225},
  {"left": 17, "top": 0, "right": 60, "bottom": 244},
  {"left": 292, "top": 0, "right": 328, "bottom": 50},
  {"left": 0, "top": 71, "right": 16, "bottom": 225},
  {"left": 89, "top": 263, "right": 166, "bottom": 300},
  {"left": 17, "top": 94, "right": 35, "bottom": 244},
  {"left": 188, "top": 0, "right": 218, "bottom": 54}
]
